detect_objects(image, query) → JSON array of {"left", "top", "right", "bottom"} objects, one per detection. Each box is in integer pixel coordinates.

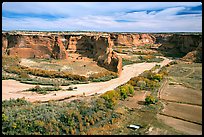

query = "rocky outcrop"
[
  {"left": 110, "top": 33, "right": 156, "bottom": 47},
  {"left": 181, "top": 42, "right": 202, "bottom": 62},
  {"left": 52, "top": 36, "right": 68, "bottom": 59},
  {"left": 2, "top": 32, "right": 202, "bottom": 74},
  {"left": 65, "top": 35, "right": 122, "bottom": 74},
  {"left": 2, "top": 33, "right": 122, "bottom": 74},
  {"left": 2, "top": 34, "right": 68, "bottom": 59},
  {"left": 157, "top": 34, "right": 202, "bottom": 61}
]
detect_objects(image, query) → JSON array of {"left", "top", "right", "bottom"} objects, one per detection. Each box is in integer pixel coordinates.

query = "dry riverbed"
[{"left": 2, "top": 57, "right": 172, "bottom": 102}]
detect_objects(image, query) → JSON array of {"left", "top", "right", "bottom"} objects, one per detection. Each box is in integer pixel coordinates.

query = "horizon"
[{"left": 2, "top": 2, "right": 202, "bottom": 32}]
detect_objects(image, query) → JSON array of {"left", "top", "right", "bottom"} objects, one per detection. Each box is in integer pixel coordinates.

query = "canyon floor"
[
  {"left": 2, "top": 51, "right": 202, "bottom": 135},
  {"left": 2, "top": 56, "right": 171, "bottom": 102},
  {"left": 20, "top": 53, "right": 108, "bottom": 77}
]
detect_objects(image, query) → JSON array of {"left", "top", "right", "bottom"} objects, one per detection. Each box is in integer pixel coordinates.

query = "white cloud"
[{"left": 2, "top": 2, "right": 202, "bottom": 32}]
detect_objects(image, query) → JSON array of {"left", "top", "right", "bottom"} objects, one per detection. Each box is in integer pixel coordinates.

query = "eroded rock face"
[
  {"left": 110, "top": 33, "right": 156, "bottom": 47},
  {"left": 2, "top": 33, "right": 122, "bottom": 74},
  {"left": 181, "top": 42, "right": 202, "bottom": 62},
  {"left": 2, "top": 34, "right": 70, "bottom": 59},
  {"left": 2, "top": 33, "right": 8, "bottom": 55},
  {"left": 52, "top": 36, "right": 68, "bottom": 59},
  {"left": 94, "top": 36, "right": 122, "bottom": 74},
  {"left": 157, "top": 34, "right": 202, "bottom": 61},
  {"left": 2, "top": 32, "right": 202, "bottom": 74},
  {"left": 64, "top": 35, "right": 122, "bottom": 74}
]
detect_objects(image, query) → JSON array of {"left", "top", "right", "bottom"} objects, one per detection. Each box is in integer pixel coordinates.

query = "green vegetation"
[
  {"left": 122, "top": 55, "right": 164, "bottom": 67},
  {"left": 132, "top": 51, "right": 163, "bottom": 56},
  {"left": 89, "top": 71, "right": 118, "bottom": 82},
  {"left": 122, "top": 58, "right": 137, "bottom": 66},
  {"left": 3, "top": 55, "right": 186, "bottom": 135},
  {"left": 2, "top": 55, "right": 20, "bottom": 67},
  {"left": 118, "top": 84, "right": 134, "bottom": 100},
  {"left": 138, "top": 55, "right": 164, "bottom": 63},
  {"left": 101, "top": 84, "right": 134, "bottom": 108},
  {"left": 2, "top": 97, "right": 119, "bottom": 135},
  {"left": 151, "top": 64, "right": 161, "bottom": 71},
  {"left": 137, "top": 44, "right": 154, "bottom": 49},
  {"left": 4, "top": 65, "right": 88, "bottom": 81},
  {"left": 24, "top": 85, "right": 62, "bottom": 95},
  {"left": 2, "top": 55, "right": 118, "bottom": 84},
  {"left": 145, "top": 95, "right": 158, "bottom": 105},
  {"left": 2, "top": 61, "right": 176, "bottom": 135},
  {"left": 128, "top": 69, "right": 165, "bottom": 91}
]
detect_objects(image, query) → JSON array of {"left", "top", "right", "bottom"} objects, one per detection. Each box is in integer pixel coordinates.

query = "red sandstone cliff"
[
  {"left": 2, "top": 33, "right": 122, "bottom": 74},
  {"left": 110, "top": 33, "right": 156, "bottom": 47},
  {"left": 2, "top": 32, "right": 202, "bottom": 74}
]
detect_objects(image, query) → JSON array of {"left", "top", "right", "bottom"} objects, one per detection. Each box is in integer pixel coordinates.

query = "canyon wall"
[
  {"left": 2, "top": 33, "right": 122, "bottom": 74},
  {"left": 157, "top": 34, "right": 202, "bottom": 62},
  {"left": 2, "top": 33, "right": 68, "bottom": 59},
  {"left": 2, "top": 32, "right": 202, "bottom": 75},
  {"left": 110, "top": 33, "right": 156, "bottom": 47}
]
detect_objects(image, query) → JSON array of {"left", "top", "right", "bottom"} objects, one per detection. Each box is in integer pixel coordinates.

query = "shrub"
[
  {"left": 2, "top": 55, "right": 20, "bottom": 67},
  {"left": 120, "top": 87, "right": 128, "bottom": 100},
  {"left": 25, "top": 86, "right": 62, "bottom": 94},
  {"left": 101, "top": 90, "right": 120, "bottom": 108},
  {"left": 152, "top": 74, "right": 163, "bottom": 82},
  {"left": 122, "top": 58, "right": 135, "bottom": 66},
  {"left": 127, "top": 84, "right": 134, "bottom": 95},
  {"left": 89, "top": 71, "right": 118, "bottom": 82},
  {"left": 19, "top": 72, "right": 30, "bottom": 79},
  {"left": 136, "top": 80, "right": 146, "bottom": 90},
  {"left": 2, "top": 98, "right": 31, "bottom": 108},
  {"left": 145, "top": 95, "right": 158, "bottom": 105}
]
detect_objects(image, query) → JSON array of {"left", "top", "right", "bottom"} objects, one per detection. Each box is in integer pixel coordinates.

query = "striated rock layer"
[
  {"left": 2, "top": 33, "right": 123, "bottom": 74},
  {"left": 2, "top": 32, "right": 202, "bottom": 74}
]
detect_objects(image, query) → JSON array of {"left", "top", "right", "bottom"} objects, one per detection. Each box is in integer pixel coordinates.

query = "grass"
[{"left": 167, "top": 62, "right": 202, "bottom": 90}]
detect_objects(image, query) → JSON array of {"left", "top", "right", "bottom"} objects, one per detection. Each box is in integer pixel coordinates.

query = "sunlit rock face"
[
  {"left": 2, "top": 32, "right": 122, "bottom": 74},
  {"left": 2, "top": 32, "right": 202, "bottom": 73},
  {"left": 109, "top": 33, "right": 156, "bottom": 47}
]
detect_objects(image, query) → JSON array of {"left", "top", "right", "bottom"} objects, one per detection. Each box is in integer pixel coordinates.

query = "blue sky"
[{"left": 2, "top": 2, "right": 202, "bottom": 32}]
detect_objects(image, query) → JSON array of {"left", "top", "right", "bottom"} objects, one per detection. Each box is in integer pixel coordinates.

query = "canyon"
[
  {"left": 2, "top": 31, "right": 202, "bottom": 75},
  {"left": 2, "top": 31, "right": 202, "bottom": 135}
]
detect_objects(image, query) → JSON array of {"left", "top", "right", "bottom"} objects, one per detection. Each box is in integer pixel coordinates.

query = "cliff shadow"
[
  {"left": 156, "top": 45, "right": 187, "bottom": 59},
  {"left": 75, "top": 36, "right": 96, "bottom": 60},
  {"left": 155, "top": 34, "right": 202, "bottom": 60}
]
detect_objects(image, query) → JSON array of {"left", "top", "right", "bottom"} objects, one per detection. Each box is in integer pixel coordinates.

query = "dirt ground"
[
  {"left": 119, "top": 90, "right": 150, "bottom": 110},
  {"left": 20, "top": 53, "right": 108, "bottom": 77},
  {"left": 160, "top": 84, "right": 202, "bottom": 105},
  {"left": 157, "top": 114, "right": 202, "bottom": 135},
  {"left": 161, "top": 102, "right": 202, "bottom": 124},
  {"left": 158, "top": 79, "right": 202, "bottom": 135},
  {"left": 2, "top": 57, "right": 172, "bottom": 102}
]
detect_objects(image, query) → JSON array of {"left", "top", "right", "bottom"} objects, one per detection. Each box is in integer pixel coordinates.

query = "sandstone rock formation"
[
  {"left": 110, "top": 33, "right": 156, "bottom": 47},
  {"left": 65, "top": 35, "right": 122, "bottom": 74},
  {"left": 181, "top": 42, "right": 202, "bottom": 62},
  {"left": 2, "top": 31, "right": 202, "bottom": 74},
  {"left": 52, "top": 36, "right": 68, "bottom": 59},
  {"left": 2, "top": 33, "right": 123, "bottom": 74},
  {"left": 157, "top": 34, "right": 202, "bottom": 62}
]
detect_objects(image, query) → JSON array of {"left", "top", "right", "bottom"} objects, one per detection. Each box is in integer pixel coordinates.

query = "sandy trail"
[{"left": 2, "top": 57, "right": 172, "bottom": 102}]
